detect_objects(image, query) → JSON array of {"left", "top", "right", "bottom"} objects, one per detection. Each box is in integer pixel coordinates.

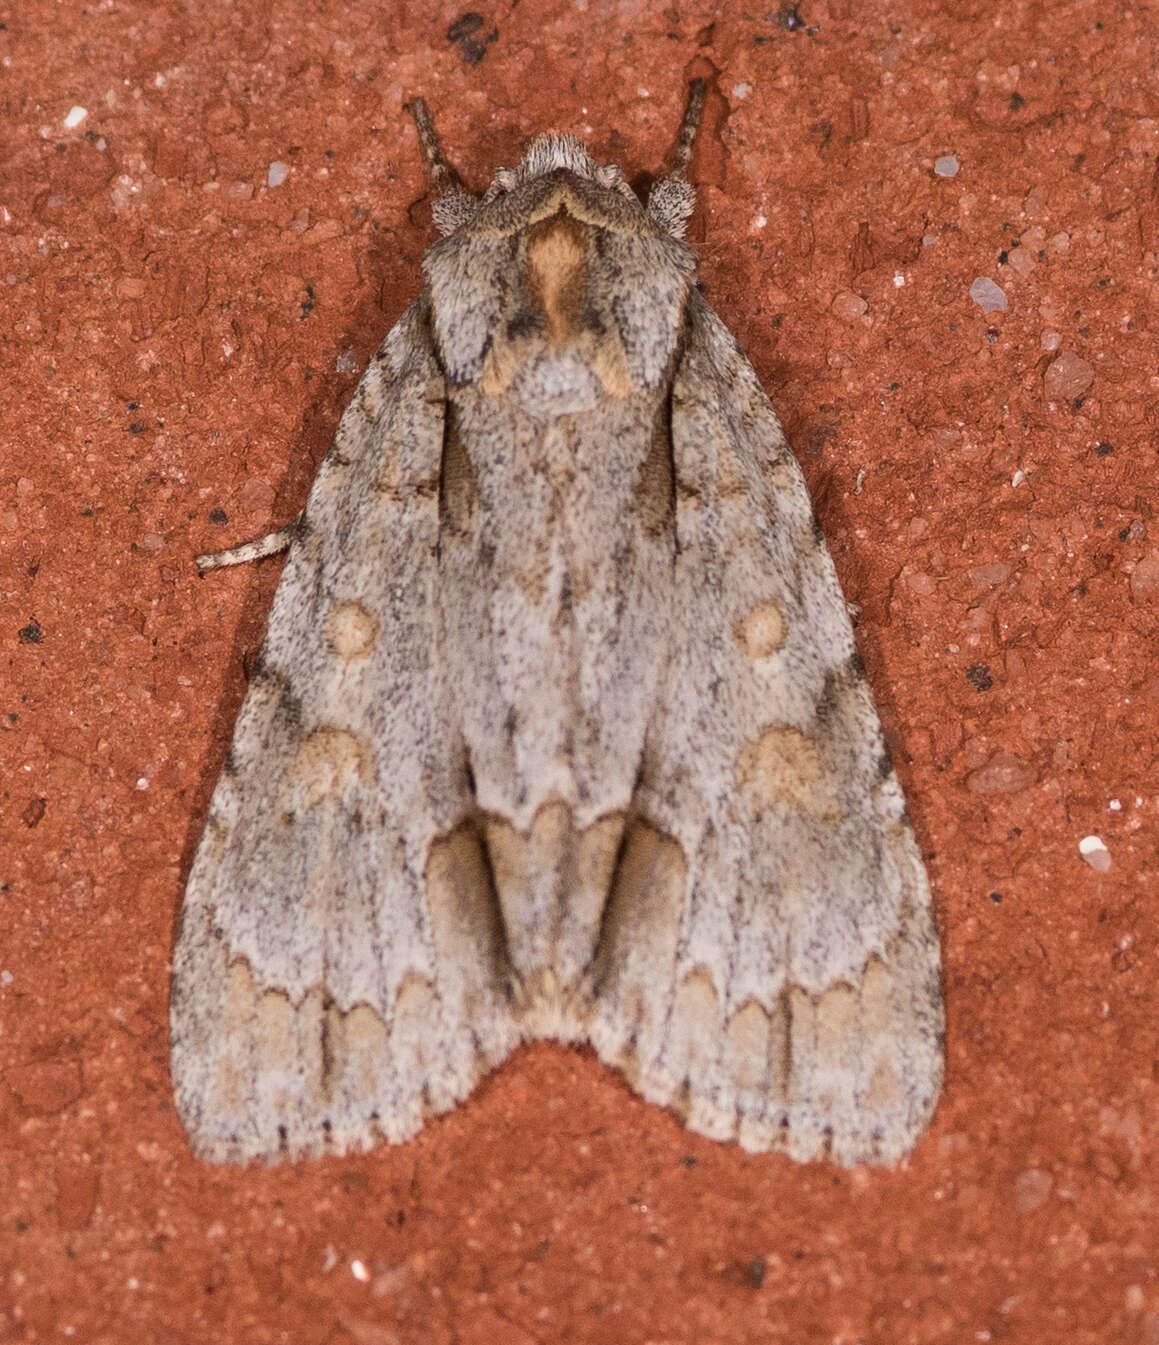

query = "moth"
[{"left": 171, "top": 84, "right": 943, "bottom": 1167}]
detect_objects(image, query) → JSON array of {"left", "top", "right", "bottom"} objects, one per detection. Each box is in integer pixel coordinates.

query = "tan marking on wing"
[
  {"left": 734, "top": 600, "right": 787, "bottom": 659},
  {"left": 485, "top": 802, "right": 570, "bottom": 927},
  {"left": 288, "top": 728, "right": 375, "bottom": 808},
  {"left": 390, "top": 973, "right": 440, "bottom": 1069},
  {"left": 736, "top": 724, "right": 841, "bottom": 820},
  {"left": 578, "top": 813, "right": 625, "bottom": 897},
  {"left": 665, "top": 967, "right": 721, "bottom": 1104},
  {"left": 326, "top": 601, "right": 380, "bottom": 660},
  {"left": 214, "top": 959, "right": 259, "bottom": 1116},
  {"left": 724, "top": 998, "right": 772, "bottom": 1093},
  {"left": 598, "top": 821, "right": 688, "bottom": 970},
  {"left": 393, "top": 972, "right": 437, "bottom": 1018},
  {"left": 478, "top": 346, "right": 521, "bottom": 397},
  {"left": 813, "top": 981, "right": 859, "bottom": 1071},
  {"left": 674, "top": 967, "right": 719, "bottom": 1029},
  {"left": 328, "top": 1003, "right": 390, "bottom": 1101},
  {"left": 858, "top": 955, "right": 894, "bottom": 1035},
  {"left": 425, "top": 820, "right": 527, "bottom": 1078},
  {"left": 253, "top": 982, "right": 322, "bottom": 1122},
  {"left": 865, "top": 1056, "right": 902, "bottom": 1109},
  {"left": 590, "top": 820, "right": 688, "bottom": 1080}
]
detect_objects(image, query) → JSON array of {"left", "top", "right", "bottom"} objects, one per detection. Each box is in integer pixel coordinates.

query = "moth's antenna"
[
  {"left": 410, "top": 98, "right": 464, "bottom": 199},
  {"left": 647, "top": 79, "right": 707, "bottom": 237},
  {"left": 669, "top": 78, "right": 707, "bottom": 178},
  {"left": 409, "top": 98, "right": 477, "bottom": 235}
]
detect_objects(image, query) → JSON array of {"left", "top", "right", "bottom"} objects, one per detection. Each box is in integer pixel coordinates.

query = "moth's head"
[
  {"left": 430, "top": 131, "right": 694, "bottom": 241},
  {"left": 469, "top": 133, "right": 641, "bottom": 210},
  {"left": 510, "top": 133, "right": 605, "bottom": 186}
]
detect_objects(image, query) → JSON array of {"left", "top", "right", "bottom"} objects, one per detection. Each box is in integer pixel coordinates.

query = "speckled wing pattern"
[
  {"left": 586, "top": 291, "right": 942, "bottom": 1165},
  {"left": 172, "top": 97, "right": 942, "bottom": 1166},
  {"left": 172, "top": 304, "right": 520, "bottom": 1162}
]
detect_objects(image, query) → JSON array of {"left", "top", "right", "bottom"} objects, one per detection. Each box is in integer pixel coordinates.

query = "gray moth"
[{"left": 171, "top": 83, "right": 943, "bottom": 1167}]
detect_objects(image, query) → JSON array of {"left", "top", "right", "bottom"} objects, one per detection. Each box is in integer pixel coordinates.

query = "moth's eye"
[
  {"left": 495, "top": 168, "right": 518, "bottom": 193},
  {"left": 595, "top": 163, "right": 619, "bottom": 188}
]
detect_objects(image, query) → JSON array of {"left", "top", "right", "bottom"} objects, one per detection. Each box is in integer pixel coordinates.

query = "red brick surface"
[{"left": 3, "top": 2, "right": 1157, "bottom": 1341}]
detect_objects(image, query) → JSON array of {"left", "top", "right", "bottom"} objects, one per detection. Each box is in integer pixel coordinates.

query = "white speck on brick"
[
  {"left": 934, "top": 155, "right": 960, "bottom": 177},
  {"left": 1079, "top": 835, "right": 1111, "bottom": 872},
  {"left": 1015, "top": 1167, "right": 1052, "bottom": 1213},
  {"left": 969, "top": 277, "right": 1007, "bottom": 312},
  {"left": 267, "top": 161, "right": 288, "bottom": 188},
  {"left": 63, "top": 105, "right": 87, "bottom": 129}
]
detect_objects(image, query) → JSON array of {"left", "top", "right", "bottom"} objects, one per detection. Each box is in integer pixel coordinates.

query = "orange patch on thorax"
[{"left": 524, "top": 207, "right": 590, "bottom": 345}]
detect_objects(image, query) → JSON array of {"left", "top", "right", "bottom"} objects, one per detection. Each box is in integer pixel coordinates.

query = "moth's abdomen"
[{"left": 483, "top": 802, "right": 625, "bottom": 1027}]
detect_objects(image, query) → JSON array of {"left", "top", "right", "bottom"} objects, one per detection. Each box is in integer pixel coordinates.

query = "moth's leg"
[
  {"left": 408, "top": 97, "right": 478, "bottom": 236},
  {"left": 646, "top": 79, "right": 706, "bottom": 238},
  {"left": 195, "top": 516, "right": 301, "bottom": 574}
]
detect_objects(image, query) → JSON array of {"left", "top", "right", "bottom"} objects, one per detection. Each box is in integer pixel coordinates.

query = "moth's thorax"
[
  {"left": 424, "top": 172, "right": 697, "bottom": 414},
  {"left": 523, "top": 207, "right": 589, "bottom": 348},
  {"left": 490, "top": 200, "right": 628, "bottom": 416}
]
